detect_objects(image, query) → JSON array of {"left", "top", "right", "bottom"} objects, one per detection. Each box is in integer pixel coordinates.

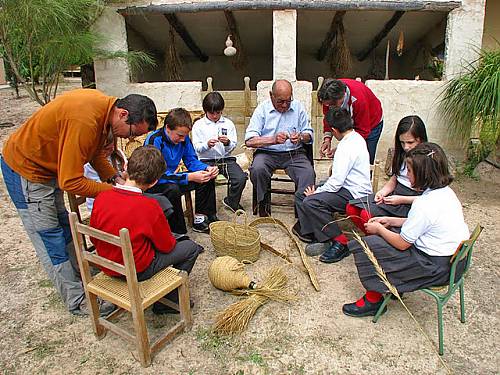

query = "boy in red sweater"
[{"left": 90, "top": 146, "right": 202, "bottom": 314}]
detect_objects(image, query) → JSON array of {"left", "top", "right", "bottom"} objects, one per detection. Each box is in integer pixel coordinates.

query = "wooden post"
[
  {"left": 206, "top": 76, "right": 213, "bottom": 92},
  {"left": 244, "top": 76, "right": 251, "bottom": 117}
]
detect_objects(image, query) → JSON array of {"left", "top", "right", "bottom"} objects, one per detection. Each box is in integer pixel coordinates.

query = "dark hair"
[
  {"left": 127, "top": 146, "right": 166, "bottom": 185},
  {"left": 163, "top": 108, "right": 193, "bottom": 130},
  {"left": 317, "top": 78, "right": 346, "bottom": 103},
  {"left": 115, "top": 94, "right": 158, "bottom": 131},
  {"left": 392, "top": 115, "right": 428, "bottom": 176},
  {"left": 325, "top": 107, "right": 353, "bottom": 133},
  {"left": 406, "top": 142, "right": 453, "bottom": 190},
  {"left": 202, "top": 92, "right": 225, "bottom": 113}
]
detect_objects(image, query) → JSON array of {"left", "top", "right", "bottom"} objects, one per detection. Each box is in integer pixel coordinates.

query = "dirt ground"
[{"left": 0, "top": 82, "right": 498, "bottom": 375}]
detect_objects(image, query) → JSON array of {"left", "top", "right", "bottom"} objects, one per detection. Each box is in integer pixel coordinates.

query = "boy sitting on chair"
[
  {"left": 294, "top": 108, "right": 372, "bottom": 263},
  {"left": 90, "top": 146, "right": 203, "bottom": 314}
]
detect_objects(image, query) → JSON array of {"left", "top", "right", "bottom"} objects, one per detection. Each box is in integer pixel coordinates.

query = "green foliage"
[
  {"left": 439, "top": 46, "right": 500, "bottom": 145},
  {"left": 0, "top": 0, "right": 154, "bottom": 105}
]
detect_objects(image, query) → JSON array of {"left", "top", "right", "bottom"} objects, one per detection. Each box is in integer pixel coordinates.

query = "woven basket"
[{"left": 209, "top": 210, "right": 261, "bottom": 262}]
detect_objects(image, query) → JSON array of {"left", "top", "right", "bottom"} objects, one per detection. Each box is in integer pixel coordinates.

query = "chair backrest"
[
  {"left": 68, "top": 212, "right": 141, "bottom": 290},
  {"left": 448, "top": 224, "right": 483, "bottom": 289},
  {"left": 67, "top": 192, "right": 87, "bottom": 223}
]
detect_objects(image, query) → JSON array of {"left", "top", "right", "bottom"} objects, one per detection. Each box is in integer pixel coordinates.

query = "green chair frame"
[{"left": 372, "top": 224, "right": 483, "bottom": 355}]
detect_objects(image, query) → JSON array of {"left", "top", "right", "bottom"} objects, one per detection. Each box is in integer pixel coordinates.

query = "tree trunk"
[{"left": 81, "top": 63, "right": 96, "bottom": 89}]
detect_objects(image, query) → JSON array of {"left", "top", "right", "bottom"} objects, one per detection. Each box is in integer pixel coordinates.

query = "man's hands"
[
  {"left": 320, "top": 138, "right": 336, "bottom": 158},
  {"left": 188, "top": 166, "right": 218, "bottom": 183},
  {"left": 275, "top": 131, "right": 288, "bottom": 144},
  {"left": 304, "top": 185, "right": 316, "bottom": 197}
]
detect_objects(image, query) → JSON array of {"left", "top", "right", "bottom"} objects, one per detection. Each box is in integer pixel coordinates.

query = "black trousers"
[{"left": 147, "top": 180, "right": 216, "bottom": 234}]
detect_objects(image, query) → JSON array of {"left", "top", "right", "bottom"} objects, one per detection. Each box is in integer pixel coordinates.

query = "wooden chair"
[
  {"left": 68, "top": 212, "right": 192, "bottom": 367},
  {"left": 67, "top": 192, "right": 95, "bottom": 252},
  {"left": 372, "top": 224, "right": 483, "bottom": 355}
]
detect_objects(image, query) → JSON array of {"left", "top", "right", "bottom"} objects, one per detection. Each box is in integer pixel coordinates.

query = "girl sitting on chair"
[
  {"left": 343, "top": 142, "right": 469, "bottom": 317},
  {"left": 346, "top": 115, "right": 428, "bottom": 233}
]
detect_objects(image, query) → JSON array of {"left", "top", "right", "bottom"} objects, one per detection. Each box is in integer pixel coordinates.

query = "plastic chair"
[
  {"left": 372, "top": 224, "right": 483, "bottom": 355},
  {"left": 68, "top": 212, "right": 192, "bottom": 367}
]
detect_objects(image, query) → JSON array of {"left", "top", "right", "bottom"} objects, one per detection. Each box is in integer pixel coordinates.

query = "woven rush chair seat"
[{"left": 87, "top": 267, "right": 183, "bottom": 311}]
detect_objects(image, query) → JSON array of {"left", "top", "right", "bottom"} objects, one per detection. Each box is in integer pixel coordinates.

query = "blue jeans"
[{"left": 365, "top": 121, "right": 384, "bottom": 165}]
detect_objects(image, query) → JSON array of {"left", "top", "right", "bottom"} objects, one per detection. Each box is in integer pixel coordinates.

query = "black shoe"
[
  {"left": 319, "top": 240, "right": 350, "bottom": 263},
  {"left": 292, "top": 222, "right": 315, "bottom": 243},
  {"left": 193, "top": 220, "right": 210, "bottom": 233},
  {"left": 222, "top": 197, "right": 243, "bottom": 213},
  {"left": 207, "top": 214, "right": 219, "bottom": 223},
  {"left": 258, "top": 202, "right": 270, "bottom": 217},
  {"left": 152, "top": 299, "right": 195, "bottom": 315},
  {"left": 342, "top": 296, "right": 386, "bottom": 317}
]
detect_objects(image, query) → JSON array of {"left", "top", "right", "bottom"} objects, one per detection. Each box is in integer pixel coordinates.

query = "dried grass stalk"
[
  {"left": 213, "top": 267, "right": 297, "bottom": 335},
  {"left": 165, "top": 26, "right": 182, "bottom": 81},
  {"left": 353, "top": 232, "right": 453, "bottom": 373},
  {"left": 328, "top": 20, "right": 351, "bottom": 76}
]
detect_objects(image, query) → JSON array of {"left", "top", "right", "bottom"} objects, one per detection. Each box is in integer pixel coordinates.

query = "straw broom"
[
  {"left": 213, "top": 266, "right": 297, "bottom": 335},
  {"left": 352, "top": 232, "right": 453, "bottom": 374}
]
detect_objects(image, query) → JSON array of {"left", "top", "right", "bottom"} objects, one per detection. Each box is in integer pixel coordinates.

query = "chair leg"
[
  {"left": 184, "top": 192, "right": 194, "bottom": 227},
  {"left": 459, "top": 284, "right": 466, "bottom": 323},
  {"left": 372, "top": 294, "right": 391, "bottom": 323},
  {"left": 131, "top": 306, "right": 151, "bottom": 367},
  {"left": 437, "top": 302, "right": 444, "bottom": 356},
  {"left": 178, "top": 272, "right": 192, "bottom": 329},
  {"left": 88, "top": 292, "right": 106, "bottom": 339},
  {"left": 252, "top": 185, "right": 258, "bottom": 215}
]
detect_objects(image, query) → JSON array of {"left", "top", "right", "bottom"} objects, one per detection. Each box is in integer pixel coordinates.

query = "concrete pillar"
[
  {"left": 443, "top": 0, "right": 486, "bottom": 79},
  {"left": 0, "top": 58, "right": 7, "bottom": 85},
  {"left": 273, "top": 10, "right": 297, "bottom": 82},
  {"left": 93, "top": 7, "right": 130, "bottom": 97}
]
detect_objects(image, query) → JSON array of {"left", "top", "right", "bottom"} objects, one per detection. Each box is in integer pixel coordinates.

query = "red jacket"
[
  {"left": 90, "top": 187, "right": 176, "bottom": 276},
  {"left": 323, "top": 79, "right": 383, "bottom": 139}
]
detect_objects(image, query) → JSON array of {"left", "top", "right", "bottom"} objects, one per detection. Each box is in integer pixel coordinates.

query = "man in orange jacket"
[{"left": 1, "top": 89, "right": 157, "bottom": 316}]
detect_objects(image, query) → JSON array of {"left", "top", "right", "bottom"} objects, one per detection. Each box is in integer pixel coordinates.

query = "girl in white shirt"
[
  {"left": 343, "top": 142, "right": 469, "bottom": 317},
  {"left": 192, "top": 92, "right": 247, "bottom": 212},
  {"left": 346, "top": 115, "right": 428, "bottom": 233}
]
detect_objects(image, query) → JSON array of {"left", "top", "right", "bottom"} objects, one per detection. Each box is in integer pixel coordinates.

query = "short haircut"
[
  {"left": 406, "top": 142, "right": 453, "bottom": 190},
  {"left": 163, "top": 108, "right": 193, "bottom": 130},
  {"left": 325, "top": 107, "right": 353, "bottom": 133},
  {"left": 392, "top": 115, "right": 428, "bottom": 175},
  {"left": 202, "top": 92, "right": 225, "bottom": 113},
  {"left": 127, "top": 146, "right": 166, "bottom": 185},
  {"left": 115, "top": 94, "right": 158, "bottom": 131},
  {"left": 317, "top": 78, "right": 347, "bottom": 103}
]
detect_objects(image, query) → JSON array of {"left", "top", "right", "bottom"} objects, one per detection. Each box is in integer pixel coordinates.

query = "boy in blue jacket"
[{"left": 145, "top": 108, "right": 219, "bottom": 234}]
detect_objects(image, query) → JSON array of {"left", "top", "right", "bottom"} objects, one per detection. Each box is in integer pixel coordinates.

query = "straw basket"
[{"left": 209, "top": 210, "right": 261, "bottom": 262}]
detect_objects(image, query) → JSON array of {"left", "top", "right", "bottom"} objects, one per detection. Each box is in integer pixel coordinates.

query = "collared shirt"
[
  {"left": 315, "top": 130, "right": 372, "bottom": 198},
  {"left": 245, "top": 99, "right": 313, "bottom": 152},
  {"left": 192, "top": 115, "right": 237, "bottom": 160},
  {"left": 400, "top": 187, "right": 469, "bottom": 256}
]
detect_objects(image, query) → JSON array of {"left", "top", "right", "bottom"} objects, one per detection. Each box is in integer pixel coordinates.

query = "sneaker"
[
  {"left": 222, "top": 197, "right": 244, "bottom": 213},
  {"left": 319, "top": 240, "right": 350, "bottom": 263},
  {"left": 72, "top": 297, "right": 116, "bottom": 317},
  {"left": 305, "top": 242, "right": 330, "bottom": 256},
  {"left": 292, "top": 221, "right": 315, "bottom": 243},
  {"left": 192, "top": 220, "right": 210, "bottom": 233},
  {"left": 152, "top": 299, "right": 195, "bottom": 315},
  {"left": 342, "top": 295, "right": 386, "bottom": 317}
]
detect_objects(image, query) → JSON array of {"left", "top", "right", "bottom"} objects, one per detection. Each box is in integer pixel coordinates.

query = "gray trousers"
[
  {"left": 296, "top": 187, "right": 353, "bottom": 242},
  {"left": 1, "top": 158, "right": 84, "bottom": 311},
  {"left": 249, "top": 149, "right": 315, "bottom": 208}
]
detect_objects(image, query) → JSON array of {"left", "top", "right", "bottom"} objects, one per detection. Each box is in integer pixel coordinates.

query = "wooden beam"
[
  {"left": 163, "top": 13, "right": 208, "bottom": 63},
  {"left": 120, "top": 1, "right": 460, "bottom": 15},
  {"left": 224, "top": 10, "right": 247, "bottom": 68},
  {"left": 316, "top": 11, "right": 346, "bottom": 61},
  {"left": 357, "top": 11, "right": 405, "bottom": 62}
]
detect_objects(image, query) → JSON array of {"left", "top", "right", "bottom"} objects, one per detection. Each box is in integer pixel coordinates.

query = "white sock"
[{"left": 194, "top": 214, "right": 205, "bottom": 224}]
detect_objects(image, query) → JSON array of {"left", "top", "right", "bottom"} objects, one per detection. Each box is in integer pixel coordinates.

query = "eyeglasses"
[{"left": 272, "top": 95, "right": 293, "bottom": 106}]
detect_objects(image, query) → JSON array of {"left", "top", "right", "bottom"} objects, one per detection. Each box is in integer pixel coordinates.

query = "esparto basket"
[{"left": 209, "top": 210, "right": 261, "bottom": 262}]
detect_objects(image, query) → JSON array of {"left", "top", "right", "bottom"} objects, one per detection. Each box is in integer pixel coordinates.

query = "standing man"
[
  {"left": 1, "top": 89, "right": 158, "bottom": 316},
  {"left": 245, "top": 80, "right": 315, "bottom": 217},
  {"left": 317, "top": 78, "right": 383, "bottom": 164}
]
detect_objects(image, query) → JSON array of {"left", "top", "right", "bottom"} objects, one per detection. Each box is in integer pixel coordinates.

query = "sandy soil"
[{"left": 0, "top": 83, "right": 498, "bottom": 374}]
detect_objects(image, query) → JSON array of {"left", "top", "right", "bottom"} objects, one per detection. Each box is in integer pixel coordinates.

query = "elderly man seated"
[{"left": 245, "top": 79, "right": 315, "bottom": 217}]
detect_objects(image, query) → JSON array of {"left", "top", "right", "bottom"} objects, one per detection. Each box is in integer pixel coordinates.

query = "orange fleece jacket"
[{"left": 2, "top": 89, "right": 118, "bottom": 197}]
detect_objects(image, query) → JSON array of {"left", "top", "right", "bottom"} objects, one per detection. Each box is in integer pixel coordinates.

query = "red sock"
[
  {"left": 334, "top": 234, "right": 348, "bottom": 245},
  {"left": 346, "top": 204, "right": 365, "bottom": 232},
  {"left": 355, "top": 291, "right": 382, "bottom": 307}
]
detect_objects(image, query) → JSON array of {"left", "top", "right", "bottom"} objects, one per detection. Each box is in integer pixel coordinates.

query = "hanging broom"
[
  {"left": 328, "top": 18, "right": 351, "bottom": 77},
  {"left": 213, "top": 266, "right": 297, "bottom": 335},
  {"left": 165, "top": 25, "right": 182, "bottom": 81}
]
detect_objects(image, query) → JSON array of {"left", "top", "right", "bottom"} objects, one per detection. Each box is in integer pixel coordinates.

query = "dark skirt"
[
  {"left": 348, "top": 235, "right": 464, "bottom": 294},
  {"left": 349, "top": 181, "right": 421, "bottom": 218}
]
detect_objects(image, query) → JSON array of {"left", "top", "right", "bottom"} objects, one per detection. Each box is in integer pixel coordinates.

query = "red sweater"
[
  {"left": 90, "top": 187, "right": 176, "bottom": 276},
  {"left": 323, "top": 79, "right": 383, "bottom": 139}
]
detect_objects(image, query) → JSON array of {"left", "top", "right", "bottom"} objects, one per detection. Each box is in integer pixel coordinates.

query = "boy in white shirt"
[
  {"left": 294, "top": 108, "right": 372, "bottom": 263},
  {"left": 192, "top": 92, "right": 248, "bottom": 212}
]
